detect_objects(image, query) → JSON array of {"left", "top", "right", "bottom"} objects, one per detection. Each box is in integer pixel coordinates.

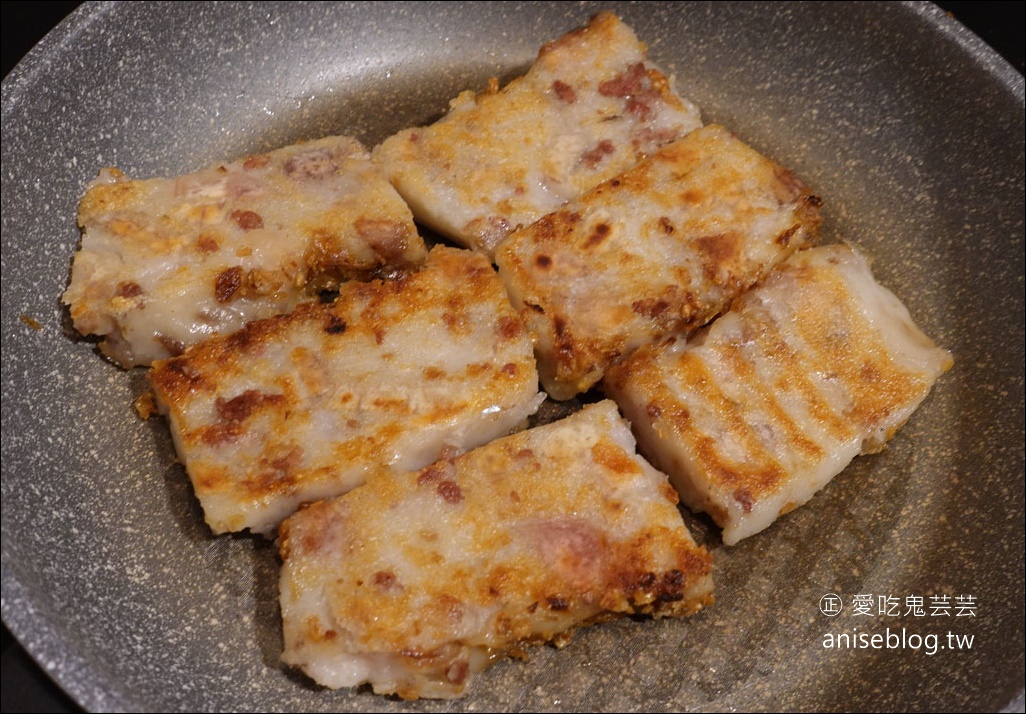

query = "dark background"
[{"left": 2, "top": 2, "right": 1022, "bottom": 712}]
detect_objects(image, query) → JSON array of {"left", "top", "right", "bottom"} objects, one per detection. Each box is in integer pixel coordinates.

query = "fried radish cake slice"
[
  {"left": 374, "top": 12, "right": 702, "bottom": 256},
  {"left": 278, "top": 399, "right": 714, "bottom": 700},
  {"left": 495, "top": 124, "right": 822, "bottom": 400},
  {"left": 605, "top": 244, "right": 953, "bottom": 545},
  {"left": 148, "top": 247, "right": 543, "bottom": 536},
  {"left": 63, "top": 135, "right": 426, "bottom": 368}
]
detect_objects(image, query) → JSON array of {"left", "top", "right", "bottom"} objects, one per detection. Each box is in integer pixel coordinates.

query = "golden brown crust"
[
  {"left": 278, "top": 401, "right": 712, "bottom": 698},
  {"left": 374, "top": 12, "right": 702, "bottom": 256},
  {"left": 150, "top": 247, "right": 542, "bottom": 535},
  {"left": 496, "top": 124, "right": 822, "bottom": 399},
  {"left": 64, "top": 136, "right": 426, "bottom": 367},
  {"left": 605, "top": 245, "right": 952, "bottom": 544}
]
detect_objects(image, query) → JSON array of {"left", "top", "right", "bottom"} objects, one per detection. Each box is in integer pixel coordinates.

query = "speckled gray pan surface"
[{"left": 2, "top": 1, "right": 1023, "bottom": 711}]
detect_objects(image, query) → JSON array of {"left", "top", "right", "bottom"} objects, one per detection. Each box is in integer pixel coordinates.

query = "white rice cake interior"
[
  {"left": 605, "top": 244, "right": 953, "bottom": 545},
  {"left": 148, "top": 247, "right": 543, "bottom": 536},
  {"left": 64, "top": 135, "right": 426, "bottom": 367},
  {"left": 278, "top": 399, "right": 714, "bottom": 700},
  {"left": 374, "top": 11, "right": 702, "bottom": 256},
  {"left": 496, "top": 124, "right": 822, "bottom": 400}
]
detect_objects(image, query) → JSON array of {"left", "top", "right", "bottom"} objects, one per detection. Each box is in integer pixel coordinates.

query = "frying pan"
[{"left": 2, "top": 2, "right": 1023, "bottom": 711}]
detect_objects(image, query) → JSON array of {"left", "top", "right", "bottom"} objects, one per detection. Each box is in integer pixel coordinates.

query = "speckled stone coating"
[{"left": 2, "top": 2, "right": 1023, "bottom": 712}]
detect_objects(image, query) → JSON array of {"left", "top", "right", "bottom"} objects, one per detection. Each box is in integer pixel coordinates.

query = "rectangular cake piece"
[
  {"left": 495, "top": 124, "right": 822, "bottom": 400},
  {"left": 604, "top": 244, "right": 953, "bottom": 545},
  {"left": 373, "top": 11, "right": 702, "bottom": 256},
  {"left": 148, "top": 247, "right": 543, "bottom": 535},
  {"left": 278, "top": 399, "right": 714, "bottom": 700},
  {"left": 63, "top": 135, "right": 426, "bottom": 367}
]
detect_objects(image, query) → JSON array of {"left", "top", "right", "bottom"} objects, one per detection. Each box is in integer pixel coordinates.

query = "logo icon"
[{"left": 820, "top": 593, "right": 843, "bottom": 617}]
